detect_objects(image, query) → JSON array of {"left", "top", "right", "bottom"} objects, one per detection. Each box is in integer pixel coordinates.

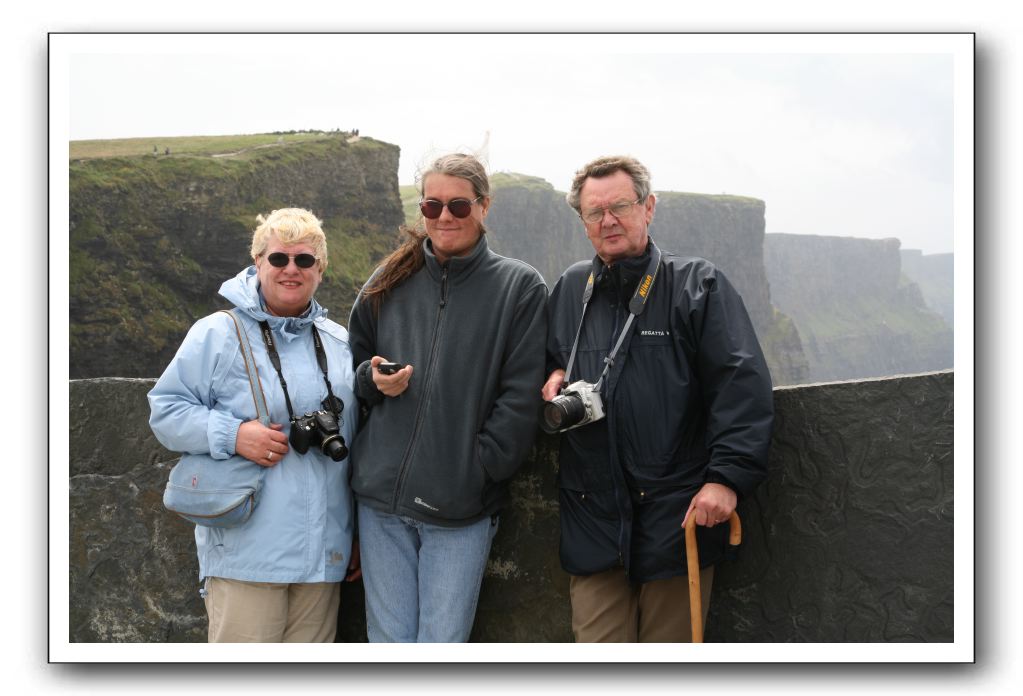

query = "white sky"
[{"left": 65, "top": 34, "right": 961, "bottom": 254}]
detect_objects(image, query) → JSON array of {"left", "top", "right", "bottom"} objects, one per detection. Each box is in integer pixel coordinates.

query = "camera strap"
[
  {"left": 563, "top": 243, "right": 662, "bottom": 391},
  {"left": 258, "top": 320, "right": 340, "bottom": 421}
]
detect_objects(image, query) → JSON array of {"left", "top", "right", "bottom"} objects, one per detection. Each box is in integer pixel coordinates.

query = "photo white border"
[{"left": 50, "top": 31, "right": 974, "bottom": 664}]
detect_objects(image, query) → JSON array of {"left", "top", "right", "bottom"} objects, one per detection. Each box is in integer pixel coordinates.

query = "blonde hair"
[{"left": 250, "top": 208, "right": 329, "bottom": 271}]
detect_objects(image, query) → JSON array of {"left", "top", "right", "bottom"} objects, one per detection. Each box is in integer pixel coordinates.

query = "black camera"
[
  {"left": 540, "top": 380, "right": 606, "bottom": 434},
  {"left": 290, "top": 398, "right": 348, "bottom": 461}
]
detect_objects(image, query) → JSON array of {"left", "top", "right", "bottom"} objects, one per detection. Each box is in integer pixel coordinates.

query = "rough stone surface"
[
  {"left": 708, "top": 371, "right": 954, "bottom": 642},
  {"left": 68, "top": 371, "right": 953, "bottom": 642}
]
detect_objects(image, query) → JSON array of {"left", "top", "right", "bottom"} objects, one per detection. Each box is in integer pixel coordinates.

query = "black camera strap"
[
  {"left": 563, "top": 243, "right": 662, "bottom": 391},
  {"left": 258, "top": 320, "right": 341, "bottom": 421}
]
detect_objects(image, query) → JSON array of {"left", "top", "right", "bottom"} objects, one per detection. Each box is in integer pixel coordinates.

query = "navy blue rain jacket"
[{"left": 546, "top": 241, "right": 773, "bottom": 583}]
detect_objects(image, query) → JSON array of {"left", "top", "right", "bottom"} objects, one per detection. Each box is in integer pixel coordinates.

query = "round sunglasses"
[
  {"left": 419, "top": 196, "right": 482, "bottom": 220},
  {"left": 266, "top": 252, "right": 317, "bottom": 269}
]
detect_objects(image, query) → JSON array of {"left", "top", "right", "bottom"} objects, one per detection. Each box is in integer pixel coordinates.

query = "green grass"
[
  {"left": 399, "top": 185, "right": 422, "bottom": 227},
  {"left": 490, "top": 172, "right": 556, "bottom": 192},
  {"left": 69, "top": 131, "right": 351, "bottom": 160},
  {"left": 655, "top": 190, "right": 762, "bottom": 204}
]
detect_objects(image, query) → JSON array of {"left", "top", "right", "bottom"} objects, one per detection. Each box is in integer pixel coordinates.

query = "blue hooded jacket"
[{"left": 148, "top": 266, "right": 357, "bottom": 583}]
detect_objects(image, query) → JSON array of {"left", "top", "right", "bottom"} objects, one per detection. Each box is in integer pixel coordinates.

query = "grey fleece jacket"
[{"left": 347, "top": 235, "right": 548, "bottom": 526}]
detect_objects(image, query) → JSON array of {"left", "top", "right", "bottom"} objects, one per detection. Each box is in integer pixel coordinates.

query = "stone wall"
[{"left": 68, "top": 371, "right": 953, "bottom": 642}]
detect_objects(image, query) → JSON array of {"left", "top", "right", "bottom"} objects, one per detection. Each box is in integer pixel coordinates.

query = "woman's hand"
[
  {"left": 370, "top": 355, "right": 413, "bottom": 397},
  {"left": 236, "top": 420, "right": 289, "bottom": 467}
]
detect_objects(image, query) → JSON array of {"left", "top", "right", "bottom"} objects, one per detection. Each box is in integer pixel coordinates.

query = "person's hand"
[
  {"left": 542, "top": 369, "right": 566, "bottom": 401},
  {"left": 370, "top": 355, "right": 413, "bottom": 397},
  {"left": 235, "top": 420, "right": 289, "bottom": 467},
  {"left": 345, "top": 540, "right": 362, "bottom": 582},
  {"left": 681, "top": 482, "right": 737, "bottom": 528}
]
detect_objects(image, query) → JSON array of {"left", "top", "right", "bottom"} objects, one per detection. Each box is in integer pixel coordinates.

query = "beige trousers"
[
  {"left": 204, "top": 577, "right": 341, "bottom": 643},
  {"left": 569, "top": 565, "right": 714, "bottom": 642}
]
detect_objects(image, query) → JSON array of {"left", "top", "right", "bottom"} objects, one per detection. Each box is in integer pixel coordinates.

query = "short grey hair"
[{"left": 566, "top": 155, "right": 653, "bottom": 213}]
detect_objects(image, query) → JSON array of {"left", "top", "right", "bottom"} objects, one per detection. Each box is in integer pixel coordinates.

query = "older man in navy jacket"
[{"left": 542, "top": 155, "right": 774, "bottom": 642}]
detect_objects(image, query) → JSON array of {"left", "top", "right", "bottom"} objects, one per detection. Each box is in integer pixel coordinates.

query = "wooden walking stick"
[{"left": 684, "top": 510, "right": 741, "bottom": 643}]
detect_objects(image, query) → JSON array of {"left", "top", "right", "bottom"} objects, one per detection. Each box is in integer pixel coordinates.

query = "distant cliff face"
[
  {"left": 485, "top": 176, "right": 808, "bottom": 385},
  {"left": 765, "top": 234, "right": 953, "bottom": 382},
  {"left": 483, "top": 173, "right": 591, "bottom": 284},
  {"left": 901, "top": 249, "right": 954, "bottom": 330},
  {"left": 650, "top": 193, "right": 771, "bottom": 332},
  {"left": 69, "top": 137, "right": 404, "bottom": 378}
]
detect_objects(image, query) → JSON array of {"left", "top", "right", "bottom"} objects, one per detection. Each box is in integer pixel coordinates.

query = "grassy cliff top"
[
  {"left": 69, "top": 131, "right": 384, "bottom": 160},
  {"left": 490, "top": 172, "right": 557, "bottom": 192},
  {"left": 655, "top": 190, "right": 762, "bottom": 205}
]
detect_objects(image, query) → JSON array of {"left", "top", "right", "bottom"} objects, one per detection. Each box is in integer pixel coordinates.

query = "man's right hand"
[
  {"left": 542, "top": 369, "right": 566, "bottom": 401},
  {"left": 370, "top": 355, "right": 413, "bottom": 397}
]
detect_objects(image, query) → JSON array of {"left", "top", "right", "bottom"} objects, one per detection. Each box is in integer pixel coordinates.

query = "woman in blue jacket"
[{"left": 149, "top": 208, "right": 360, "bottom": 642}]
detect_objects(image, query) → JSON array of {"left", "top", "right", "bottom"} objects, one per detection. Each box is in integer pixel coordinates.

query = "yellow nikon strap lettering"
[{"left": 564, "top": 243, "right": 662, "bottom": 386}]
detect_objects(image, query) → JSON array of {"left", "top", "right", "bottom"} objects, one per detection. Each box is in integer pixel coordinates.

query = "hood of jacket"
[{"left": 218, "top": 266, "right": 328, "bottom": 343}]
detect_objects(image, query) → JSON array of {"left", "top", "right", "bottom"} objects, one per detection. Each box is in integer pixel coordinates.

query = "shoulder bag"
[{"left": 162, "top": 309, "right": 270, "bottom": 527}]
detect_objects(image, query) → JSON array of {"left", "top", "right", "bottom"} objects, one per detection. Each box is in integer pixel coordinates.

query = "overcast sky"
[{"left": 64, "top": 34, "right": 964, "bottom": 255}]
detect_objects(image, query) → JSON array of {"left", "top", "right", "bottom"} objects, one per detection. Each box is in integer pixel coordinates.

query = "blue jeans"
[{"left": 357, "top": 504, "right": 499, "bottom": 642}]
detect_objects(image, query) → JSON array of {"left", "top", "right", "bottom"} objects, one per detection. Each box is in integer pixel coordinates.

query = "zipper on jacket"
[
  {"left": 606, "top": 297, "right": 632, "bottom": 575},
  {"left": 390, "top": 265, "right": 449, "bottom": 512}
]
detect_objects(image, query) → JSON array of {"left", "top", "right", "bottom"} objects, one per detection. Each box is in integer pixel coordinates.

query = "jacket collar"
[
  {"left": 218, "top": 265, "right": 327, "bottom": 342},
  {"left": 422, "top": 234, "right": 489, "bottom": 284},
  {"left": 593, "top": 240, "right": 656, "bottom": 303}
]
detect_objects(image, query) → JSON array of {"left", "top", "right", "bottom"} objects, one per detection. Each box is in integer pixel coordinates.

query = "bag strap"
[{"left": 218, "top": 309, "right": 271, "bottom": 427}]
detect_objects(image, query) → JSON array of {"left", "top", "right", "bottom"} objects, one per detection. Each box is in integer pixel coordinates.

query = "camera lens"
[
  {"left": 541, "top": 394, "right": 586, "bottom": 434},
  {"left": 320, "top": 435, "right": 349, "bottom": 462}
]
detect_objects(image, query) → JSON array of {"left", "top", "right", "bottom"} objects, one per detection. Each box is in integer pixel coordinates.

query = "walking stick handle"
[{"left": 684, "top": 510, "right": 742, "bottom": 643}]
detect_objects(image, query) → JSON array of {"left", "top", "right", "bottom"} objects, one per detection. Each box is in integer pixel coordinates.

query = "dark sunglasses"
[
  {"left": 266, "top": 252, "right": 317, "bottom": 269},
  {"left": 419, "top": 196, "right": 482, "bottom": 220}
]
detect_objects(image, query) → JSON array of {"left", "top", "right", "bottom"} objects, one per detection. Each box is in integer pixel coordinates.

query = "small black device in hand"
[
  {"left": 377, "top": 361, "right": 405, "bottom": 375},
  {"left": 290, "top": 398, "right": 349, "bottom": 461}
]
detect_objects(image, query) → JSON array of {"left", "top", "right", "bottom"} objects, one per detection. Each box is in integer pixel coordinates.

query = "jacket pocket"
[
  {"left": 558, "top": 486, "right": 621, "bottom": 575},
  {"left": 559, "top": 486, "right": 618, "bottom": 521},
  {"left": 475, "top": 436, "right": 495, "bottom": 485},
  {"left": 403, "top": 444, "right": 487, "bottom": 521}
]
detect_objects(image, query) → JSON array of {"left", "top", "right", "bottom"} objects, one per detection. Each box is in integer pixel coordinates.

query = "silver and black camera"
[{"left": 540, "top": 380, "right": 606, "bottom": 434}]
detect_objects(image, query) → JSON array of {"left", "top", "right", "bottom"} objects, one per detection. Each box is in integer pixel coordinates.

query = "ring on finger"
[{"left": 266, "top": 450, "right": 273, "bottom": 460}]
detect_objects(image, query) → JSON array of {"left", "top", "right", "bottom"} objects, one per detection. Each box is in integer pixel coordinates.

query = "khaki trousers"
[
  {"left": 204, "top": 577, "right": 341, "bottom": 643},
  {"left": 569, "top": 565, "right": 714, "bottom": 642}
]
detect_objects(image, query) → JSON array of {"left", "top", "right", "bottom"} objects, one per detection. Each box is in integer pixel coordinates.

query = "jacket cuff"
[
  {"left": 208, "top": 410, "right": 243, "bottom": 459},
  {"left": 704, "top": 470, "right": 741, "bottom": 498},
  {"left": 355, "top": 360, "right": 384, "bottom": 406}
]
